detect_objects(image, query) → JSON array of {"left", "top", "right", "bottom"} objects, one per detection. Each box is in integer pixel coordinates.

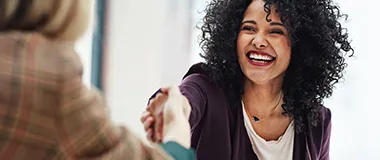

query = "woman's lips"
[{"left": 245, "top": 51, "right": 275, "bottom": 67}]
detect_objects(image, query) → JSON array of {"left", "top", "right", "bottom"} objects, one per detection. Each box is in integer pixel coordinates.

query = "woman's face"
[{"left": 237, "top": 0, "right": 291, "bottom": 85}]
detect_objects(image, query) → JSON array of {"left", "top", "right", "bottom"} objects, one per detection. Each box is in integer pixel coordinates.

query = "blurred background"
[{"left": 78, "top": 0, "right": 379, "bottom": 159}]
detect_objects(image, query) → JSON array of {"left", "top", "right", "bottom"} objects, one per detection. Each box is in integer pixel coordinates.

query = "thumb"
[
  {"left": 167, "top": 85, "right": 181, "bottom": 96},
  {"left": 166, "top": 86, "right": 191, "bottom": 120},
  {"left": 165, "top": 86, "right": 183, "bottom": 114}
]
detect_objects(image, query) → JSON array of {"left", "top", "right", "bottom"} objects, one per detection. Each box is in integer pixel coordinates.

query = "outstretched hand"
[{"left": 142, "top": 86, "right": 191, "bottom": 148}]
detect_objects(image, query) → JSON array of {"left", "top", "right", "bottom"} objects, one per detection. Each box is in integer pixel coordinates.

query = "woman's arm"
[
  {"left": 320, "top": 108, "right": 332, "bottom": 160},
  {"left": 179, "top": 74, "right": 208, "bottom": 129}
]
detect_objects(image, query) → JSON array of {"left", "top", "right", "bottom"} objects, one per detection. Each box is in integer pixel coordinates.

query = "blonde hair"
[{"left": 0, "top": 0, "right": 91, "bottom": 41}]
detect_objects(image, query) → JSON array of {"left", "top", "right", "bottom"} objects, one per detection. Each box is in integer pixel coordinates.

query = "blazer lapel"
[{"left": 232, "top": 102, "right": 259, "bottom": 160}]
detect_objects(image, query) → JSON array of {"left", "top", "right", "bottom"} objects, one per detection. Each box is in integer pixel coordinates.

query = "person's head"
[
  {"left": 199, "top": 0, "right": 353, "bottom": 132},
  {"left": 237, "top": 0, "right": 291, "bottom": 85},
  {"left": 0, "top": 0, "right": 91, "bottom": 41}
]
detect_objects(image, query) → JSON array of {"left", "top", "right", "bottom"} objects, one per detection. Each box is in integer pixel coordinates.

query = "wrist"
[{"left": 163, "top": 117, "right": 191, "bottom": 149}]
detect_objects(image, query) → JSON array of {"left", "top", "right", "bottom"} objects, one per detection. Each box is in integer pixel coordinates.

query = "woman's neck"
[{"left": 242, "top": 77, "right": 284, "bottom": 115}]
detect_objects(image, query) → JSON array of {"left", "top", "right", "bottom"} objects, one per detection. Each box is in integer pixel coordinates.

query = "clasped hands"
[{"left": 141, "top": 86, "right": 191, "bottom": 149}]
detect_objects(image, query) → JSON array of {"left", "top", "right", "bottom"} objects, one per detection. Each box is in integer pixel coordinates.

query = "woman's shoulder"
[
  {"left": 180, "top": 63, "right": 232, "bottom": 107},
  {"left": 318, "top": 106, "right": 332, "bottom": 124},
  {"left": 182, "top": 62, "right": 210, "bottom": 79},
  {"left": 305, "top": 105, "right": 331, "bottom": 138},
  {"left": 181, "top": 62, "right": 225, "bottom": 95},
  {"left": 181, "top": 62, "right": 214, "bottom": 87}
]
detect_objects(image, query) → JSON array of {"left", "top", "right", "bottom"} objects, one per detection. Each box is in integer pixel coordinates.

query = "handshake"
[{"left": 141, "top": 86, "right": 192, "bottom": 149}]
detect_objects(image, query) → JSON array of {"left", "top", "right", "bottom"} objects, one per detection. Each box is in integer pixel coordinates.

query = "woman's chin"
[
  {"left": 244, "top": 73, "right": 285, "bottom": 86},
  {"left": 245, "top": 76, "right": 271, "bottom": 85}
]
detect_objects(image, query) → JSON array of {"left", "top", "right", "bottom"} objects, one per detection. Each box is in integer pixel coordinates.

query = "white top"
[{"left": 242, "top": 102, "right": 294, "bottom": 160}]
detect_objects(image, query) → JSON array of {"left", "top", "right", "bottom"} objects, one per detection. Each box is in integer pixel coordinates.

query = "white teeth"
[{"left": 249, "top": 54, "right": 273, "bottom": 61}]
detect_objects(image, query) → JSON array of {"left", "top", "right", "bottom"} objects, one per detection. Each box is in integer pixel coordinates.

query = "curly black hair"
[{"left": 198, "top": 0, "right": 354, "bottom": 132}]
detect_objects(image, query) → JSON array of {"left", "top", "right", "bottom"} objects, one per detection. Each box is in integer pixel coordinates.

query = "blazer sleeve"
[
  {"left": 179, "top": 74, "right": 208, "bottom": 130},
  {"left": 55, "top": 52, "right": 172, "bottom": 160},
  {"left": 320, "top": 108, "right": 332, "bottom": 160}
]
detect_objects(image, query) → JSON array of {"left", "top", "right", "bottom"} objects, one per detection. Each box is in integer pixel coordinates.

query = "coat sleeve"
[
  {"left": 320, "top": 108, "right": 332, "bottom": 160},
  {"left": 179, "top": 74, "right": 208, "bottom": 130}
]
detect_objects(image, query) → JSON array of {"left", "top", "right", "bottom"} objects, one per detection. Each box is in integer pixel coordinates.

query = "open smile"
[{"left": 246, "top": 51, "right": 276, "bottom": 67}]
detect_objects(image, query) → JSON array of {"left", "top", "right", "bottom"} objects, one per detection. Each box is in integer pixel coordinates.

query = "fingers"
[
  {"left": 143, "top": 90, "right": 170, "bottom": 143},
  {"left": 148, "top": 90, "right": 167, "bottom": 107},
  {"left": 143, "top": 116, "right": 154, "bottom": 131},
  {"left": 160, "top": 87, "right": 170, "bottom": 94},
  {"left": 164, "top": 86, "right": 186, "bottom": 116},
  {"left": 167, "top": 85, "right": 181, "bottom": 96},
  {"left": 146, "top": 86, "right": 188, "bottom": 142},
  {"left": 146, "top": 128, "right": 153, "bottom": 142},
  {"left": 160, "top": 87, "right": 192, "bottom": 148},
  {"left": 147, "top": 92, "right": 168, "bottom": 142},
  {"left": 160, "top": 85, "right": 180, "bottom": 96},
  {"left": 149, "top": 93, "right": 168, "bottom": 113},
  {"left": 141, "top": 111, "right": 151, "bottom": 123},
  {"left": 152, "top": 93, "right": 168, "bottom": 142},
  {"left": 141, "top": 111, "right": 154, "bottom": 132},
  {"left": 142, "top": 114, "right": 155, "bottom": 142},
  {"left": 154, "top": 112, "right": 163, "bottom": 142}
]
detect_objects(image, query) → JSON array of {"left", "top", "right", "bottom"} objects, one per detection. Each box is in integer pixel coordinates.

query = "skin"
[
  {"left": 142, "top": 87, "right": 191, "bottom": 148},
  {"left": 238, "top": 0, "right": 292, "bottom": 141}
]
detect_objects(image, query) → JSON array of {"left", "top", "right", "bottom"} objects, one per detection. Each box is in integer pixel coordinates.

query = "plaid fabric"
[{"left": 0, "top": 32, "right": 171, "bottom": 160}]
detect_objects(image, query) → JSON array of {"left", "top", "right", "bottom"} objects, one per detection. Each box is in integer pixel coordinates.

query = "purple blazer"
[{"left": 152, "top": 63, "right": 331, "bottom": 160}]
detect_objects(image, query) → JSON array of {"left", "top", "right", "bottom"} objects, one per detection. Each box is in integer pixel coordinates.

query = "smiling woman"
[
  {"left": 143, "top": 0, "right": 353, "bottom": 159},
  {"left": 237, "top": 2, "right": 291, "bottom": 86}
]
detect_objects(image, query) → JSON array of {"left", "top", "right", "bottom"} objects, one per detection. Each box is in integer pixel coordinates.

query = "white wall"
[
  {"left": 104, "top": 0, "right": 191, "bottom": 136},
  {"left": 327, "top": 0, "right": 380, "bottom": 159}
]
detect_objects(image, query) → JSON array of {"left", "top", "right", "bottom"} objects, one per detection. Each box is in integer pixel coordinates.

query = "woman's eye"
[
  {"left": 242, "top": 26, "right": 255, "bottom": 32},
  {"left": 270, "top": 29, "right": 284, "bottom": 35}
]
